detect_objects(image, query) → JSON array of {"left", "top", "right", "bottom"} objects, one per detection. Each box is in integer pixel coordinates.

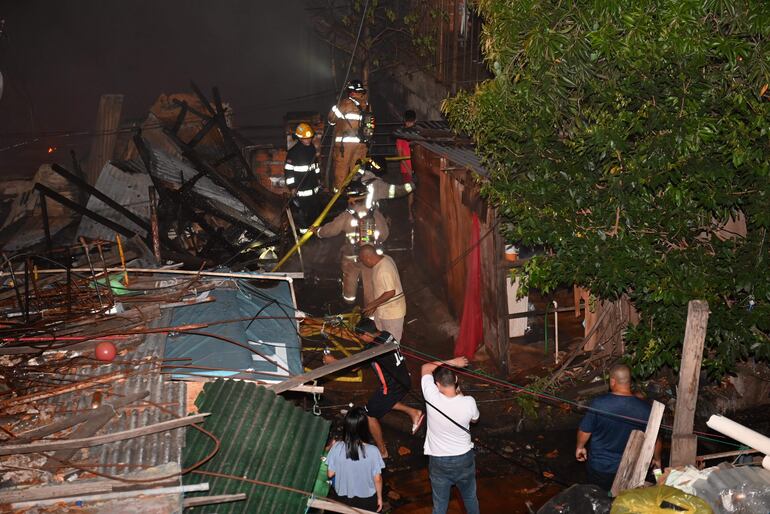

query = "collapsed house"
[
  {"left": 0, "top": 85, "right": 288, "bottom": 270},
  {"left": 0, "top": 87, "right": 370, "bottom": 512}
]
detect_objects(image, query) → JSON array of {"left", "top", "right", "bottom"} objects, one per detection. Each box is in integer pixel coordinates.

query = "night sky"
[{"left": 0, "top": 0, "right": 335, "bottom": 175}]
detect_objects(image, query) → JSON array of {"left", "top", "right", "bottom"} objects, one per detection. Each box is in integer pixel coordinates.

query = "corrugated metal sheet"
[
  {"left": 415, "top": 141, "right": 489, "bottom": 177},
  {"left": 691, "top": 465, "right": 770, "bottom": 513},
  {"left": 392, "top": 120, "right": 452, "bottom": 140},
  {"left": 46, "top": 313, "right": 186, "bottom": 477},
  {"left": 119, "top": 148, "right": 275, "bottom": 236},
  {"left": 77, "top": 147, "right": 275, "bottom": 241},
  {"left": 164, "top": 278, "right": 303, "bottom": 379},
  {"left": 183, "top": 379, "right": 330, "bottom": 514},
  {"left": 77, "top": 162, "right": 152, "bottom": 241}
]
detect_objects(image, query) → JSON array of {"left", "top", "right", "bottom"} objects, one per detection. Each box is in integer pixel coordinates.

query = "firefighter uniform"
[
  {"left": 328, "top": 80, "right": 373, "bottom": 190},
  {"left": 284, "top": 124, "right": 321, "bottom": 233},
  {"left": 315, "top": 195, "right": 389, "bottom": 305}
]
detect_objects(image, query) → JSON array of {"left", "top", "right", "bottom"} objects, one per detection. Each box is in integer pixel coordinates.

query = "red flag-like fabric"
[{"left": 454, "top": 213, "right": 483, "bottom": 358}]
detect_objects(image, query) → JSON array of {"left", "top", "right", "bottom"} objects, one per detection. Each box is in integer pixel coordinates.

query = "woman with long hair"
[{"left": 326, "top": 406, "right": 385, "bottom": 512}]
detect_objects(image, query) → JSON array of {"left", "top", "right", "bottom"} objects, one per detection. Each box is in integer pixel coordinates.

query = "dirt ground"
[{"left": 291, "top": 164, "right": 591, "bottom": 513}]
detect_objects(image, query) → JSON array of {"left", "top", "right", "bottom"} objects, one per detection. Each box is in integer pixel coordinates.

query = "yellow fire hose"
[
  {"left": 301, "top": 312, "right": 365, "bottom": 382},
  {"left": 271, "top": 160, "right": 367, "bottom": 272}
]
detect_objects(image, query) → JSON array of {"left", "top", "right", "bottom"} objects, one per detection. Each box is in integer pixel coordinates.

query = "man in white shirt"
[
  {"left": 420, "top": 356, "right": 480, "bottom": 514},
  {"left": 358, "top": 245, "right": 407, "bottom": 341}
]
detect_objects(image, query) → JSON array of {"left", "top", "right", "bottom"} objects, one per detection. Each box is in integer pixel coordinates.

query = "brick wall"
[{"left": 249, "top": 147, "right": 289, "bottom": 195}]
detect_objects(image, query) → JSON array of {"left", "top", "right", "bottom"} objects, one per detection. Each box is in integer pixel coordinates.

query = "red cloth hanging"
[{"left": 454, "top": 213, "right": 483, "bottom": 359}]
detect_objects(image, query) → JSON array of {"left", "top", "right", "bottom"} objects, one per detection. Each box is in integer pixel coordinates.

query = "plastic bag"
[
  {"left": 611, "top": 485, "right": 713, "bottom": 513},
  {"left": 537, "top": 484, "right": 613, "bottom": 514}
]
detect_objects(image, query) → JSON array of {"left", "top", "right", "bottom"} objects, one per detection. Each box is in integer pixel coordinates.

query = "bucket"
[{"left": 505, "top": 245, "right": 519, "bottom": 262}]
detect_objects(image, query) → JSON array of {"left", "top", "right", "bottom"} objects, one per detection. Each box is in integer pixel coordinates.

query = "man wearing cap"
[
  {"left": 283, "top": 122, "right": 321, "bottom": 233},
  {"left": 328, "top": 79, "right": 372, "bottom": 190},
  {"left": 358, "top": 244, "right": 406, "bottom": 341},
  {"left": 323, "top": 318, "right": 424, "bottom": 459}
]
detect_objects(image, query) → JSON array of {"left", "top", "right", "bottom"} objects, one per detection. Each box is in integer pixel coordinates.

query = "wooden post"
[
  {"left": 85, "top": 94, "right": 124, "bottom": 185},
  {"left": 148, "top": 186, "right": 162, "bottom": 262},
  {"left": 670, "top": 300, "right": 709, "bottom": 468},
  {"left": 611, "top": 400, "right": 665, "bottom": 496}
]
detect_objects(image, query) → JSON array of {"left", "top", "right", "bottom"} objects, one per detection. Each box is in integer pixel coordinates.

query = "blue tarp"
[{"left": 164, "top": 279, "right": 303, "bottom": 380}]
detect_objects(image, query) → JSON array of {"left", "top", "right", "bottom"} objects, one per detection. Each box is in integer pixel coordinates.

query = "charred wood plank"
[
  {"left": 171, "top": 101, "right": 189, "bottom": 135},
  {"left": 50, "top": 164, "right": 150, "bottom": 231},
  {"left": 1, "top": 413, "right": 209, "bottom": 456},
  {"left": 11, "top": 391, "right": 150, "bottom": 446},
  {"left": 187, "top": 117, "right": 218, "bottom": 149},
  {"left": 34, "top": 183, "right": 136, "bottom": 238}
]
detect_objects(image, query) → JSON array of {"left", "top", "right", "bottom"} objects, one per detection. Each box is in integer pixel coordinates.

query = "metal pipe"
[
  {"left": 2, "top": 253, "right": 25, "bottom": 315},
  {"left": 80, "top": 237, "right": 103, "bottom": 308},
  {"left": 0, "top": 267, "right": 302, "bottom": 280}
]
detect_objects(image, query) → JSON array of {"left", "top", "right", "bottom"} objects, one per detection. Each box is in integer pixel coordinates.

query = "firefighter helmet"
[
  {"left": 294, "top": 122, "right": 314, "bottom": 139},
  {"left": 346, "top": 178, "right": 368, "bottom": 198},
  {"left": 358, "top": 158, "right": 383, "bottom": 176},
  {"left": 346, "top": 79, "right": 367, "bottom": 94}
]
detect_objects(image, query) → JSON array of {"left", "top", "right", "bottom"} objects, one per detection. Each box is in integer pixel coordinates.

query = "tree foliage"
[
  {"left": 308, "top": 0, "right": 436, "bottom": 83},
  {"left": 444, "top": 0, "right": 770, "bottom": 378}
]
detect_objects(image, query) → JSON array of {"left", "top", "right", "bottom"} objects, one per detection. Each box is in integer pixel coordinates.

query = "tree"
[
  {"left": 307, "top": 0, "right": 436, "bottom": 87},
  {"left": 444, "top": 0, "right": 770, "bottom": 378}
]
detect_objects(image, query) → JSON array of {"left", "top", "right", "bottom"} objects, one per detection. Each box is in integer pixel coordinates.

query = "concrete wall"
[{"left": 377, "top": 65, "right": 451, "bottom": 122}]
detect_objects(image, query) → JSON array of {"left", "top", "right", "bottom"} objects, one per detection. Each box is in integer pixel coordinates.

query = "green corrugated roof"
[{"left": 183, "top": 379, "right": 331, "bottom": 514}]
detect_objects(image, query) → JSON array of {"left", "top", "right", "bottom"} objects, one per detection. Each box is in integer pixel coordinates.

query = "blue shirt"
[
  {"left": 326, "top": 441, "right": 385, "bottom": 498},
  {"left": 579, "top": 393, "right": 652, "bottom": 474}
]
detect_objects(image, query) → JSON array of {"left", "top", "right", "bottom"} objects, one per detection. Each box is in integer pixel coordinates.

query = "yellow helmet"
[{"left": 295, "top": 122, "right": 314, "bottom": 139}]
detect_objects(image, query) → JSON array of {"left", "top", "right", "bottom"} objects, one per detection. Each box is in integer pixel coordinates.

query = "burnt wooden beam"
[
  {"left": 172, "top": 99, "right": 211, "bottom": 123},
  {"left": 2, "top": 413, "right": 209, "bottom": 456},
  {"left": 161, "top": 127, "right": 279, "bottom": 232},
  {"left": 33, "top": 183, "right": 136, "bottom": 239},
  {"left": 39, "top": 190, "right": 52, "bottom": 253},
  {"left": 40, "top": 391, "right": 150, "bottom": 472},
  {"left": 190, "top": 81, "right": 217, "bottom": 116},
  {"left": 171, "top": 101, "right": 189, "bottom": 134},
  {"left": 12, "top": 394, "right": 148, "bottom": 445},
  {"left": 211, "top": 151, "right": 238, "bottom": 168},
  {"left": 50, "top": 163, "right": 150, "bottom": 231},
  {"left": 270, "top": 342, "right": 398, "bottom": 394},
  {"left": 187, "top": 117, "right": 218, "bottom": 149},
  {"left": 212, "top": 85, "right": 252, "bottom": 177}
]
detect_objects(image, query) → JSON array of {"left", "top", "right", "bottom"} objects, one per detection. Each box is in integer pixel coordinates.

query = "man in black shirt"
[
  {"left": 284, "top": 122, "right": 322, "bottom": 233},
  {"left": 323, "top": 318, "right": 424, "bottom": 458}
]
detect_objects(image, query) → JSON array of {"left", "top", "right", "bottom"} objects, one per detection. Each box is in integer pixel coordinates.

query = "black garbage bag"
[{"left": 538, "top": 484, "right": 613, "bottom": 514}]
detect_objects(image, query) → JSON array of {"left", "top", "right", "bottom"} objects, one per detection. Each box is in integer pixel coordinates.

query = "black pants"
[
  {"left": 291, "top": 195, "right": 321, "bottom": 230},
  {"left": 329, "top": 488, "right": 378, "bottom": 511},
  {"left": 586, "top": 465, "right": 616, "bottom": 492}
]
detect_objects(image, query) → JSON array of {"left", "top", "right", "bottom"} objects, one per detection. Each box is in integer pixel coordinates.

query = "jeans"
[
  {"left": 428, "top": 450, "right": 480, "bottom": 514},
  {"left": 586, "top": 464, "right": 616, "bottom": 492}
]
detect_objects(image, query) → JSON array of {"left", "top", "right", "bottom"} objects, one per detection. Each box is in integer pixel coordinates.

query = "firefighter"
[
  {"left": 356, "top": 158, "right": 414, "bottom": 206},
  {"left": 310, "top": 178, "right": 389, "bottom": 305},
  {"left": 284, "top": 122, "right": 321, "bottom": 233},
  {"left": 328, "top": 79, "right": 374, "bottom": 191}
]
